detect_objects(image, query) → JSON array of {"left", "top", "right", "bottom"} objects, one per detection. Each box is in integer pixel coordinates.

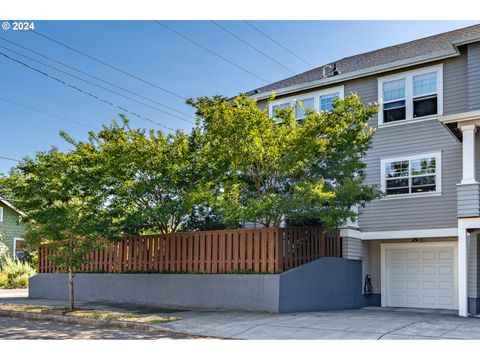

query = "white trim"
[
  {"left": 377, "top": 115, "right": 439, "bottom": 128},
  {"left": 380, "top": 151, "right": 442, "bottom": 198},
  {"left": 339, "top": 227, "right": 458, "bottom": 240},
  {"left": 0, "top": 206, "right": 3, "bottom": 223},
  {"left": 461, "top": 124, "right": 477, "bottom": 184},
  {"left": 13, "top": 237, "right": 24, "bottom": 260},
  {"left": 380, "top": 241, "right": 458, "bottom": 309},
  {"left": 457, "top": 217, "right": 480, "bottom": 316},
  {"left": 377, "top": 64, "right": 443, "bottom": 126},
  {"left": 268, "top": 85, "right": 345, "bottom": 119},
  {"left": 251, "top": 49, "right": 459, "bottom": 101},
  {"left": 440, "top": 110, "right": 480, "bottom": 125}
]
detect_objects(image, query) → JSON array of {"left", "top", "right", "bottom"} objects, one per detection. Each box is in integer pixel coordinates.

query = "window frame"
[
  {"left": 380, "top": 151, "right": 442, "bottom": 199},
  {"left": 377, "top": 64, "right": 443, "bottom": 126},
  {"left": 0, "top": 206, "right": 3, "bottom": 223},
  {"left": 268, "top": 85, "right": 345, "bottom": 120},
  {"left": 13, "top": 237, "right": 25, "bottom": 260}
]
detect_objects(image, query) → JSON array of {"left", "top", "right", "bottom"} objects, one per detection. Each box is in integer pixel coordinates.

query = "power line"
[
  {"left": 0, "top": 97, "right": 96, "bottom": 130},
  {"left": 0, "top": 156, "right": 20, "bottom": 162},
  {"left": 0, "top": 51, "right": 177, "bottom": 132},
  {"left": 0, "top": 37, "right": 195, "bottom": 121},
  {"left": 0, "top": 44, "right": 194, "bottom": 125},
  {"left": 210, "top": 21, "right": 296, "bottom": 75},
  {"left": 155, "top": 21, "right": 269, "bottom": 84},
  {"left": 30, "top": 30, "right": 188, "bottom": 101},
  {"left": 243, "top": 21, "right": 314, "bottom": 68}
]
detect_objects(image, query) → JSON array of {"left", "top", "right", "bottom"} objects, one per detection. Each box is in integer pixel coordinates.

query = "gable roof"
[
  {"left": 0, "top": 199, "right": 26, "bottom": 217},
  {"left": 246, "top": 23, "right": 480, "bottom": 99}
]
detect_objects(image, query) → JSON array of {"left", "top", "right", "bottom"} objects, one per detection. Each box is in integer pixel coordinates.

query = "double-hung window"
[
  {"left": 378, "top": 65, "right": 443, "bottom": 125},
  {"left": 381, "top": 152, "right": 441, "bottom": 197},
  {"left": 269, "top": 86, "right": 344, "bottom": 121}
]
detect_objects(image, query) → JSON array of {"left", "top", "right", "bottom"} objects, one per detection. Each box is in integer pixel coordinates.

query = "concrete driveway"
[
  {"left": 2, "top": 289, "right": 480, "bottom": 339},
  {"left": 156, "top": 307, "right": 480, "bottom": 339}
]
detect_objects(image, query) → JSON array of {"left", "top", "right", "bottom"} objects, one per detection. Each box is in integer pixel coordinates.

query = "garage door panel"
[
  {"left": 422, "top": 251, "right": 436, "bottom": 260},
  {"left": 384, "top": 243, "right": 457, "bottom": 310}
]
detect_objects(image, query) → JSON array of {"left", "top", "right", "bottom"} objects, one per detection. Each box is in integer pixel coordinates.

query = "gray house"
[{"left": 246, "top": 24, "right": 480, "bottom": 317}]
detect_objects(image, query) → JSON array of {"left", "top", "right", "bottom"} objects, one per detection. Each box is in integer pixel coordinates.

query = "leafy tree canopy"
[{"left": 189, "top": 93, "right": 382, "bottom": 229}]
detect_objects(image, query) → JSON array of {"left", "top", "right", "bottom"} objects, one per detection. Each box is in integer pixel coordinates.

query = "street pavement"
[{"left": 0, "top": 316, "right": 196, "bottom": 339}]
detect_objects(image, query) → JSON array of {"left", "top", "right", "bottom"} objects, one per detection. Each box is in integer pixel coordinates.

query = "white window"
[
  {"left": 380, "top": 152, "right": 441, "bottom": 197},
  {"left": 13, "top": 238, "right": 26, "bottom": 260},
  {"left": 295, "top": 97, "right": 314, "bottom": 119},
  {"left": 378, "top": 65, "right": 443, "bottom": 125},
  {"left": 269, "top": 86, "right": 344, "bottom": 120},
  {"left": 319, "top": 93, "right": 339, "bottom": 112},
  {"left": 0, "top": 206, "right": 3, "bottom": 222}
]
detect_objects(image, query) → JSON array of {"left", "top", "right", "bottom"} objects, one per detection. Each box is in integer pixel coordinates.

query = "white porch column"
[
  {"left": 458, "top": 221, "right": 469, "bottom": 317},
  {"left": 461, "top": 124, "right": 477, "bottom": 184}
]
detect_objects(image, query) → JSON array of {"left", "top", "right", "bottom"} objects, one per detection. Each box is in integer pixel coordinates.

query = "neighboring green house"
[{"left": 0, "top": 199, "right": 26, "bottom": 259}]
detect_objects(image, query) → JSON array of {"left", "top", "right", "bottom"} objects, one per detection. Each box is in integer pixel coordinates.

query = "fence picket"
[{"left": 37, "top": 227, "right": 339, "bottom": 274}]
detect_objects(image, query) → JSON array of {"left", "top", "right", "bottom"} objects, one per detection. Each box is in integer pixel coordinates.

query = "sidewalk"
[{"left": 2, "top": 289, "right": 480, "bottom": 339}]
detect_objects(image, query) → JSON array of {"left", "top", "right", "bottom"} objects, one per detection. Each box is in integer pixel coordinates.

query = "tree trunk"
[{"left": 68, "top": 265, "right": 74, "bottom": 311}]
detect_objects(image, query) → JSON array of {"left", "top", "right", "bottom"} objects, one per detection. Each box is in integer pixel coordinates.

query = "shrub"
[
  {"left": 0, "top": 256, "right": 36, "bottom": 288},
  {"left": 0, "top": 273, "right": 7, "bottom": 288}
]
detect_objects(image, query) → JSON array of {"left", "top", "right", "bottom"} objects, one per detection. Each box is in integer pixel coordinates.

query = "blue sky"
[{"left": 0, "top": 20, "right": 478, "bottom": 174}]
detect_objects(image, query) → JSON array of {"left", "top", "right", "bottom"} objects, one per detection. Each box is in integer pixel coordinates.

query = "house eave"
[
  {"left": 0, "top": 199, "right": 26, "bottom": 217},
  {"left": 250, "top": 48, "right": 460, "bottom": 101}
]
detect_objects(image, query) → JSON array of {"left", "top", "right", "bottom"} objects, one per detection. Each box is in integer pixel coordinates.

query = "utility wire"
[
  {"left": 0, "top": 156, "right": 20, "bottom": 162},
  {"left": 0, "top": 97, "right": 96, "bottom": 130},
  {"left": 30, "top": 30, "right": 188, "bottom": 101},
  {"left": 155, "top": 21, "right": 269, "bottom": 84},
  {"left": 0, "top": 37, "right": 195, "bottom": 121},
  {"left": 210, "top": 21, "right": 296, "bottom": 75},
  {"left": 243, "top": 21, "right": 314, "bottom": 68},
  {"left": 0, "top": 51, "right": 177, "bottom": 132},
  {"left": 0, "top": 45, "right": 194, "bottom": 124}
]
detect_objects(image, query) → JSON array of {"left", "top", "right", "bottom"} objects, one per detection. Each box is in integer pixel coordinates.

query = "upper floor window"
[
  {"left": 269, "top": 86, "right": 344, "bottom": 121},
  {"left": 380, "top": 152, "right": 441, "bottom": 198},
  {"left": 378, "top": 65, "right": 443, "bottom": 126}
]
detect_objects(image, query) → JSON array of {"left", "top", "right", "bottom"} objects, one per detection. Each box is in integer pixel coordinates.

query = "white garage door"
[{"left": 383, "top": 243, "right": 457, "bottom": 310}]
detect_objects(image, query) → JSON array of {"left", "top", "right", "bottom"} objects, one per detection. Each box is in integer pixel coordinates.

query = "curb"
[{"left": 0, "top": 309, "right": 212, "bottom": 338}]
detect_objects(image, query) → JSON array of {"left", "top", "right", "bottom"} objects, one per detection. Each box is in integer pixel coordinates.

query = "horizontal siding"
[
  {"left": 468, "top": 42, "right": 480, "bottom": 111},
  {"left": 358, "top": 119, "right": 462, "bottom": 231},
  {"left": 253, "top": 54, "right": 472, "bottom": 232},
  {"left": 342, "top": 236, "right": 365, "bottom": 260},
  {"left": 458, "top": 183, "right": 480, "bottom": 217},
  {"left": 443, "top": 46, "right": 468, "bottom": 115}
]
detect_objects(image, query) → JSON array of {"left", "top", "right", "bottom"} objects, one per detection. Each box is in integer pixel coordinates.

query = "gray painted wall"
[
  {"left": 30, "top": 258, "right": 373, "bottom": 313},
  {"left": 279, "top": 258, "right": 368, "bottom": 312},
  {"left": 30, "top": 273, "right": 281, "bottom": 312}
]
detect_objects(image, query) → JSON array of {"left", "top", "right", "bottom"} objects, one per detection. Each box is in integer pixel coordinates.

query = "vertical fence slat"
[
  {"left": 37, "top": 227, "right": 338, "bottom": 275},
  {"left": 253, "top": 230, "right": 260, "bottom": 272}
]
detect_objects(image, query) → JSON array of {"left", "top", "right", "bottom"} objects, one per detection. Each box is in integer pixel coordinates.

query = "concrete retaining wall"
[{"left": 30, "top": 258, "right": 372, "bottom": 313}]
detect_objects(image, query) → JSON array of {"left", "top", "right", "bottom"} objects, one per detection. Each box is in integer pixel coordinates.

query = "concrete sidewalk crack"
[{"left": 377, "top": 321, "right": 419, "bottom": 340}]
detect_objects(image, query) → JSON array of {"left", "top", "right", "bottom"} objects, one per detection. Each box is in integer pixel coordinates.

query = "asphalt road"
[{"left": 0, "top": 316, "right": 196, "bottom": 339}]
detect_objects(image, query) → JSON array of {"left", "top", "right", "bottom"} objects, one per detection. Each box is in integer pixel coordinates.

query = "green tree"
[
  {"left": 84, "top": 117, "right": 213, "bottom": 234},
  {"left": 0, "top": 145, "right": 119, "bottom": 310},
  {"left": 188, "top": 93, "right": 382, "bottom": 229}
]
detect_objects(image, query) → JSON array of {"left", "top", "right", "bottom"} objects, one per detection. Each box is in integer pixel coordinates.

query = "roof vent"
[{"left": 323, "top": 63, "right": 341, "bottom": 77}]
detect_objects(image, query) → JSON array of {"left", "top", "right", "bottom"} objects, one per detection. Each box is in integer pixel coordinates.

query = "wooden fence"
[{"left": 38, "top": 227, "right": 341, "bottom": 274}]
